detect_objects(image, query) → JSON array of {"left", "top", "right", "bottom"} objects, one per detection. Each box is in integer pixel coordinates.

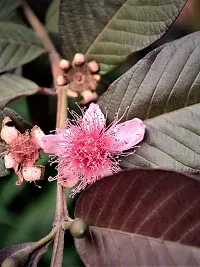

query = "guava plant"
[{"left": 0, "top": 0, "right": 200, "bottom": 266}]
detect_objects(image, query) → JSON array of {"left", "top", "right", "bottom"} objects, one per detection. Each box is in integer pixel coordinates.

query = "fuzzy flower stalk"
[{"left": 41, "top": 104, "right": 145, "bottom": 197}]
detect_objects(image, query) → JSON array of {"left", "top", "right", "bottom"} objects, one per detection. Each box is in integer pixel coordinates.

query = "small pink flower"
[
  {"left": 0, "top": 117, "right": 45, "bottom": 185},
  {"left": 41, "top": 103, "right": 145, "bottom": 197}
]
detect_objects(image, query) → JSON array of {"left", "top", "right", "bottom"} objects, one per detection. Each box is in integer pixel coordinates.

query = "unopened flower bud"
[
  {"left": 69, "top": 219, "right": 89, "bottom": 238},
  {"left": 31, "top": 126, "right": 45, "bottom": 148},
  {"left": 87, "top": 60, "right": 99, "bottom": 72},
  {"left": 1, "top": 117, "right": 19, "bottom": 144},
  {"left": 22, "top": 166, "right": 44, "bottom": 182},
  {"left": 4, "top": 154, "right": 16, "bottom": 169},
  {"left": 73, "top": 53, "right": 85, "bottom": 65}
]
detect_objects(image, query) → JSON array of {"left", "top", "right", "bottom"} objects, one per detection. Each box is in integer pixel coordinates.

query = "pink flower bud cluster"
[{"left": 0, "top": 117, "right": 45, "bottom": 185}]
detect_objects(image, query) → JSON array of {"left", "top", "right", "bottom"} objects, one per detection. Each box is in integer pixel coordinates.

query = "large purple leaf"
[{"left": 75, "top": 169, "right": 200, "bottom": 266}]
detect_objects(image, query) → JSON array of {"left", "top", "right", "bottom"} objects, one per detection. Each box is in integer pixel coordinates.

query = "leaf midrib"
[
  {"left": 85, "top": 0, "right": 129, "bottom": 57},
  {"left": 90, "top": 225, "right": 200, "bottom": 250},
  {"left": 0, "top": 38, "right": 43, "bottom": 48},
  {"left": 143, "top": 103, "right": 200, "bottom": 123}
]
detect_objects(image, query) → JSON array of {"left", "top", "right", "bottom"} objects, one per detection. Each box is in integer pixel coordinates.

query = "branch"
[
  {"left": 23, "top": 2, "right": 68, "bottom": 267},
  {"left": 37, "top": 87, "right": 57, "bottom": 96},
  {"left": 23, "top": 2, "right": 57, "bottom": 54},
  {"left": 31, "top": 228, "right": 57, "bottom": 251}
]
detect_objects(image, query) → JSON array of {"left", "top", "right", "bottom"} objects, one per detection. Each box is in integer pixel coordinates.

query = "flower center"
[
  {"left": 71, "top": 130, "right": 113, "bottom": 170},
  {"left": 7, "top": 132, "right": 39, "bottom": 164}
]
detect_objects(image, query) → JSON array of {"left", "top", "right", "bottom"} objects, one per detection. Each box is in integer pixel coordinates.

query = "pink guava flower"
[
  {"left": 0, "top": 117, "right": 45, "bottom": 186},
  {"left": 41, "top": 103, "right": 145, "bottom": 197}
]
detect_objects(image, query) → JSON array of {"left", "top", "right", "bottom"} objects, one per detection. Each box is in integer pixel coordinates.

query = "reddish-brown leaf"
[{"left": 75, "top": 169, "right": 200, "bottom": 266}]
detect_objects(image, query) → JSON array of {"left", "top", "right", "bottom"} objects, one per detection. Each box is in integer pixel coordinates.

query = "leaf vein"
[
  {"left": 94, "top": 175, "right": 122, "bottom": 225},
  {"left": 179, "top": 222, "right": 200, "bottom": 243},
  {"left": 120, "top": 174, "right": 166, "bottom": 230},
  {"left": 135, "top": 182, "right": 192, "bottom": 233},
  {"left": 146, "top": 33, "right": 194, "bottom": 118},
  {"left": 161, "top": 199, "right": 200, "bottom": 239},
  {"left": 162, "top": 116, "right": 200, "bottom": 138},
  {"left": 164, "top": 41, "right": 200, "bottom": 113},
  {"left": 143, "top": 140, "right": 200, "bottom": 171},
  {"left": 146, "top": 123, "right": 200, "bottom": 156},
  {"left": 107, "top": 173, "right": 142, "bottom": 228}
]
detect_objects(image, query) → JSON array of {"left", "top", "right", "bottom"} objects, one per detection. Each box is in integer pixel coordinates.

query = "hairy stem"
[{"left": 23, "top": 2, "right": 68, "bottom": 267}]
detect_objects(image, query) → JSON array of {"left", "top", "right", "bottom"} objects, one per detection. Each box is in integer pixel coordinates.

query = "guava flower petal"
[
  {"left": 41, "top": 134, "right": 65, "bottom": 155},
  {"left": 32, "top": 126, "right": 45, "bottom": 147},
  {"left": 82, "top": 103, "right": 105, "bottom": 131},
  {"left": 22, "top": 166, "right": 44, "bottom": 182},
  {"left": 110, "top": 118, "right": 146, "bottom": 152},
  {"left": 4, "top": 153, "right": 16, "bottom": 169},
  {"left": 1, "top": 117, "right": 19, "bottom": 144},
  {"left": 58, "top": 169, "right": 79, "bottom": 187}
]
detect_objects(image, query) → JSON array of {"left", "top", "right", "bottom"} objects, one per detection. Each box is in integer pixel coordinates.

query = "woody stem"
[{"left": 23, "top": 2, "right": 68, "bottom": 267}]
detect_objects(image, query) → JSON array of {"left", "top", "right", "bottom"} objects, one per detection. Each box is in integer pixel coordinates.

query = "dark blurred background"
[{"left": 0, "top": 0, "right": 200, "bottom": 266}]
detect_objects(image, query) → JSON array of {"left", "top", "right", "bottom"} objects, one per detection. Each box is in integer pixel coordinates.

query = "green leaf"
[
  {"left": 0, "top": 74, "right": 39, "bottom": 106},
  {"left": 0, "top": 158, "right": 10, "bottom": 177},
  {"left": 0, "top": 107, "right": 32, "bottom": 132},
  {"left": 0, "top": 0, "right": 22, "bottom": 20},
  {"left": 1, "top": 10, "right": 27, "bottom": 26},
  {"left": 59, "top": 0, "right": 187, "bottom": 75},
  {"left": 45, "top": 0, "right": 60, "bottom": 33},
  {"left": 0, "top": 22, "right": 44, "bottom": 73},
  {"left": 75, "top": 169, "right": 200, "bottom": 266},
  {"left": 98, "top": 31, "right": 200, "bottom": 174}
]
